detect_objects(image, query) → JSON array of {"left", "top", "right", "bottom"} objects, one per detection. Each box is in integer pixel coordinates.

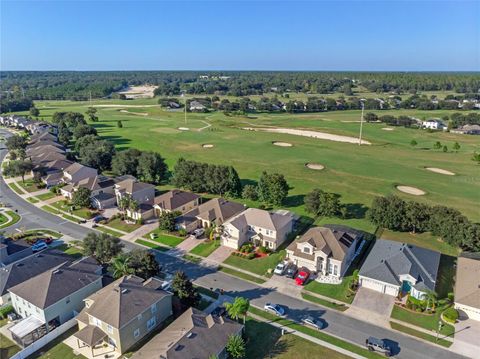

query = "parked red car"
[{"left": 295, "top": 269, "right": 310, "bottom": 286}]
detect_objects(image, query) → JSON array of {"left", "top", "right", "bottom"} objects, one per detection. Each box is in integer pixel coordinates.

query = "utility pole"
[
  {"left": 182, "top": 92, "right": 187, "bottom": 125},
  {"left": 359, "top": 101, "right": 365, "bottom": 146},
  {"left": 89, "top": 91, "right": 92, "bottom": 107}
]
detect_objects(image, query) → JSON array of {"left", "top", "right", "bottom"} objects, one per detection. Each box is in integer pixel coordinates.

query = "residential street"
[{"left": 0, "top": 129, "right": 468, "bottom": 359}]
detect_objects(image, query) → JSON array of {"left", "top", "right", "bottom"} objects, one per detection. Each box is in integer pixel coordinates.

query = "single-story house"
[
  {"left": 176, "top": 198, "right": 245, "bottom": 233},
  {"left": 286, "top": 225, "right": 362, "bottom": 278},
  {"left": 450, "top": 124, "right": 480, "bottom": 135},
  {"left": 131, "top": 307, "right": 243, "bottom": 359},
  {"left": 63, "top": 163, "right": 98, "bottom": 185},
  {"left": 359, "top": 240, "right": 440, "bottom": 299},
  {"left": 221, "top": 208, "right": 295, "bottom": 250},
  {"left": 153, "top": 189, "right": 200, "bottom": 216},
  {"left": 454, "top": 253, "right": 480, "bottom": 321},
  {"left": 422, "top": 119, "right": 447, "bottom": 130}
]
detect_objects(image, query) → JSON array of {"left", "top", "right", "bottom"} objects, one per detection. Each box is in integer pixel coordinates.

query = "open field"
[{"left": 13, "top": 99, "right": 480, "bottom": 233}]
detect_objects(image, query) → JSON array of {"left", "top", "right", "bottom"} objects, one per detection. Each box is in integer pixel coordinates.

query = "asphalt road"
[{"left": 0, "top": 128, "right": 466, "bottom": 359}]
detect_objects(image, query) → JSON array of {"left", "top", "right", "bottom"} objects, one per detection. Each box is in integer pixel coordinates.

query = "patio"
[{"left": 64, "top": 330, "right": 120, "bottom": 359}]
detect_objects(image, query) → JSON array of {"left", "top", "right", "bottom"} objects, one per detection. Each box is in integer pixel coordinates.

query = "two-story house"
[
  {"left": 73, "top": 275, "right": 172, "bottom": 356},
  {"left": 8, "top": 257, "right": 103, "bottom": 347},
  {"left": 153, "top": 189, "right": 200, "bottom": 217},
  {"left": 60, "top": 175, "right": 116, "bottom": 209},
  {"left": 62, "top": 163, "right": 98, "bottom": 185},
  {"left": 286, "top": 225, "right": 361, "bottom": 278},
  {"left": 221, "top": 208, "right": 295, "bottom": 250},
  {"left": 114, "top": 178, "right": 156, "bottom": 220}
]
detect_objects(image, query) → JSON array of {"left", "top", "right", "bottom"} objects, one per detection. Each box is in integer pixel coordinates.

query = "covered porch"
[
  {"left": 9, "top": 316, "right": 48, "bottom": 347},
  {"left": 67, "top": 325, "right": 119, "bottom": 359}
]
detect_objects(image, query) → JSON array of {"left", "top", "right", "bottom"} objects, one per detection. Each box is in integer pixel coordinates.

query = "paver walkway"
[{"left": 121, "top": 220, "right": 158, "bottom": 241}]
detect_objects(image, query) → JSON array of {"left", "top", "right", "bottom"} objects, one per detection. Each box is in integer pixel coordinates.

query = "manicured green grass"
[
  {"left": 55, "top": 243, "right": 84, "bottom": 259},
  {"left": 149, "top": 233, "right": 185, "bottom": 247},
  {"left": 183, "top": 254, "right": 202, "bottom": 263},
  {"left": 24, "top": 229, "right": 63, "bottom": 238},
  {"left": 63, "top": 214, "right": 80, "bottom": 222},
  {"left": 391, "top": 305, "right": 455, "bottom": 337},
  {"left": 0, "top": 213, "right": 8, "bottom": 226},
  {"left": 36, "top": 191, "right": 57, "bottom": 201},
  {"left": 41, "top": 204, "right": 62, "bottom": 215},
  {"left": 72, "top": 207, "right": 97, "bottom": 219},
  {"left": 106, "top": 217, "right": 141, "bottom": 233},
  {"left": 190, "top": 239, "right": 220, "bottom": 257},
  {"left": 245, "top": 317, "right": 351, "bottom": 359},
  {"left": 390, "top": 322, "right": 452, "bottom": 348},
  {"left": 301, "top": 293, "right": 348, "bottom": 311},
  {"left": 0, "top": 333, "right": 21, "bottom": 359},
  {"left": 9, "top": 182, "right": 24, "bottom": 195},
  {"left": 304, "top": 278, "right": 355, "bottom": 304},
  {"left": 248, "top": 307, "right": 383, "bottom": 358},
  {"left": 223, "top": 249, "right": 286, "bottom": 276},
  {"left": 17, "top": 179, "right": 45, "bottom": 193},
  {"left": 381, "top": 229, "right": 459, "bottom": 256},
  {"left": 27, "top": 196, "right": 40, "bottom": 203},
  {"left": 50, "top": 200, "right": 97, "bottom": 219},
  {"left": 218, "top": 266, "right": 266, "bottom": 284},
  {"left": 0, "top": 211, "right": 21, "bottom": 229},
  {"left": 135, "top": 239, "right": 170, "bottom": 252},
  {"left": 28, "top": 328, "right": 85, "bottom": 359},
  {"left": 95, "top": 225, "right": 124, "bottom": 237},
  {"left": 30, "top": 100, "right": 480, "bottom": 229}
]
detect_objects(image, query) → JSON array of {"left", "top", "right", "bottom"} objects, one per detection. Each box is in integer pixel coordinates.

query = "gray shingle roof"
[
  {"left": 154, "top": 190, "right": 199, "bottom": 211},
  {"left": 179, "top": 198, "right": 245, "bottom": 226},
  {"left": 359, "top": 239, "right": 440, "bottom": 292}
]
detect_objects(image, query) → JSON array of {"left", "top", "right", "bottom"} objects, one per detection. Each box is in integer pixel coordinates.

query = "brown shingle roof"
[
  {"left": 228, "top": 208, "right": 293, "bottom": 232},
  {"left": 455, "top": 254, "right": 480, "bottom": 309},
  {"left": 115, "top": 179, "right": 154, "bottom": 194},
  {"left": 181, "top": 198, "right": 245, "bottom": 226},
  {"left": 82, "top": 275, "right": 171, "bottom": 328},
  {"left": 154, "top": 190, "right": 199, "bottom": 211}
]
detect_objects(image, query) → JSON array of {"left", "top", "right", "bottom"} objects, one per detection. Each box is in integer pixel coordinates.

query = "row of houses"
[
  {"left": 2, "top": 248, "right": 242, "bottom": 358},
  {"left": 0, "top": 115, "right": 57, "bottom": 135}
]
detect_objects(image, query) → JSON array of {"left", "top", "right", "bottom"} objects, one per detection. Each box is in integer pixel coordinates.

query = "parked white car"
[
  {"left": 193, "top": 228, "right": 205, "bottom": 238},
  {"left": 274, "top": 262, "right": 287, "bottom": 275},
  {"left": 264, "top": 303, "right": 285, "bottom": 316}
]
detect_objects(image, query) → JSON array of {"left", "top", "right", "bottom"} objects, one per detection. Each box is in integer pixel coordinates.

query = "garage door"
[
  {"left": 360, "top": 277, "right": 398, "bottom": 296},
  {"left": 384, "top": 285, "right": 399, "bottom": 296}
]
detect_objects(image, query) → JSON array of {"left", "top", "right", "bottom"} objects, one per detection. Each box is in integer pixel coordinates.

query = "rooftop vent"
[
  {"left": 175, "top": 344, "right": 184, "bottom": 351},
  {"left": 16, "top": 263, "right": 24, "bottom": 267},
  {"left": 121, "top": 289, "right": 129, "bottom": 294},
  {"left": 52, "top": 269, "right": 62, "bottom": 274},
  {"left": 186, "top": 332, "right": 195, "bottom": 339}
]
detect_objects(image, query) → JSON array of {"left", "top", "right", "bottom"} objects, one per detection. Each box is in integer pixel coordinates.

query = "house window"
[
  {"left": 107, "top": 325, "right": 113, "bottom": 334},
  {"left": 147, "top": 317, "right": 156, "bottom": 331},
  {"left": 92, "top": 317, "right": 102, "bottom": 327},
  {"left": 333, "top": 265, "right": 338, "bottom": 276},
  {"left": 303, "top": 247, "right": 310, "bottom": 254},
  {"left": 151, "top": 304, "right": 157, "bottom": 314},
  {"left": 268, "top": 241, "right": 274, "bottom": 249},
  {"left": 328, "top": 263, "right": 333, "bottom": 274},
  {"left": 134, "top": 328, "right": 140, "bottom": 338}
]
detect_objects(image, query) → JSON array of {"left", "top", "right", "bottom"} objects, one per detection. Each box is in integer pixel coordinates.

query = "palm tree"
[
  {"left": 110, "top": 254, "right": 134, "bottom": 279},
  {"left": 226, "top": 334, "right": 245, "bottom": 359},
  {"left": 224, "top": 297, "right": 250, "bottom": 324},
  {"left": 423, "top": 290, "right": 438, "bottom": 312}
]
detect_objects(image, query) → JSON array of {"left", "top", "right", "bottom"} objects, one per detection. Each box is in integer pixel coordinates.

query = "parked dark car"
[
  {"left": 365, "top": 337, "right": 392, "bottom": 357},
  {"left": 211, "top": 306, "right": 226, "bottom": 317},
  {"left": 92, "top": 215, "right": 107, "bottom": 223},
  {"left": 285, "top": 263, "right": 298, "bottom": 279},
  {"left": 34, "top": 237, "right": 53, "bottom": 245}
]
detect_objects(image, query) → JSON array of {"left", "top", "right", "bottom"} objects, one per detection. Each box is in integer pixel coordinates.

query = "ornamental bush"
[{"left": 442, "top": 307, "right": 459, "bottom": 323}]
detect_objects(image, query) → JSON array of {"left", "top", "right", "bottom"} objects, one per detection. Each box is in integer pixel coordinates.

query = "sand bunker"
[
  {"left": 305, "top": 163, "right": 325, "bottom": 170},
  {"left": 425, "top": 167, "right": 455, "bottom": 176},
  {"left": 117, "top": 85, "right": 157, "bottom": 99},
  {"left": 244, "top": 127, "right": 370, "bottom": 145},
  {"left": 396, "top": 186, "right": 426, "bottom": 196},
  {"left": 120, "top": 110, "right": 148, "bottom": 116},
  {"left": 94, "top": 104, "right": 161, "bottom": 108},
  {"left": 273, "top": 141, "right": 293, "bottom": 147},
  {"left": 202, "top": 144, "right": 214, "bottom": 148},
  {"left": 178, "top": 127, "right": 190, "bottom": 131},
  {"left": 382, "top": 127, "right": 394, "bottom": 131}
]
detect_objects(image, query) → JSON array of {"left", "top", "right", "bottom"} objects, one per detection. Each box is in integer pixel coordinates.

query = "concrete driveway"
[
  {"left": 450, "top": 316, "right": 480, "bottom": 359},
  {"left": 206, "top": 245, "right": 234, "bottom": 263},
  {"left": 346, "top": 287, "right": 395, "bottom": 327}
]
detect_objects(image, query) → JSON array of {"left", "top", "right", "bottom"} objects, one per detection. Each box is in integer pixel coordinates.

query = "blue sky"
[{"left": 1, "top": 0, "right": 479, "bottom": 71}]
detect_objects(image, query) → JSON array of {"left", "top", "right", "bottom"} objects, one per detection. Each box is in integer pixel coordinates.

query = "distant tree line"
[
  {"left": 0, "top": 97, "right": 34, "bottom": 113},
  {"left": 367, "top": 195, "right": 480, "bottom": 252}
]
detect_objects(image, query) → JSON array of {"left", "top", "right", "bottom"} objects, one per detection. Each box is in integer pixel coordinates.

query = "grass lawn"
[
  {"left": 63, "top": 214, "right": 80, "bottom": 222},
  {"left": 17, "top": 179, "right": 45, "bottom": 193},
  {"left": 182, "top": 254, "right": 202, "bottom": 263},
  {"left": 301, "top": 293, "right": 348, "bottom": 311},
  {"left": 248, "top": 307, "right": 383, "bottom": 359},
  {"left": 27, "top": 196, "right": 40, "bottom": 203},
  {"left": 0, "top": 333, "right": 21, "bottom": 359},
  {"left": 218, "top": 266, "right": 266, "bottom": 284},
  {"left": 36, "top": 191, "right": 57, "bottom": 201},
  {"left": 107, "top": 217, "right": 141, "bottom": 233},
  {"left": 24, "top": 229, "right": 63, "bottom": 238},
  {"left": 435, "top": 254, "right": 456, "bottom": 298},
  {"left": 135, "top": 239, "right": 170, "bottom": 252},
  {"left": 390, "top": 322, "right": 452, "bottom": 348},
  {"left": 29, "top": 101, "right": 480, "bottom": 227},
  {"left": 50, "top": 200, "right": 97, "bottom": 219},
  {"left": 28, "top": 328, "right": 85, "bottom": 359},
  {"left": 0, "top": 213, "right": 8, "bottom": 226},
  {"left": 149, "top": 233, "right": 185, "bottom": 247},
  {"left": 55, "top": 243, "right": 84, "bottom": 259},
  {"left": 381, "top": 229, "right": 459, "bottom": 256},
  {"left": 0, "top": 211, "right": 21, "bottom": 229},
  {"left": 390, "top": 305, "right": 455, "bottom": 337},
  {"left": 223, "top": 249, "right": 286, "bottom": 276},
  {"left": 189, "top": 239, "right": 220, "bottom": 257},
  {"left": 8, "top": 182, "right": 24, "bottom": 195},
  {"left": 95, "top": 225, "right": 124, "bottom": 237},
  {"left": 41, "top": 205, "right": 62, "bottom": 215},
  {"left": 245, "top": 317, "right": 351, "bottom": 359}
]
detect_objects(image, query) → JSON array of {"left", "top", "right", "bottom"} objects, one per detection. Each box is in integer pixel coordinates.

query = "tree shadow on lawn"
[
  {"left": 284, "top": 194, "right": 305, "bottom": 208},
  {"left": 245, "top": 320, "right": 291, "bottom": 359},
  {"left": 343, "top": 203, "right": 369, "bottom": 219},
  {"left": 435, "top": 254, "right": 456, "bottom": 298}
]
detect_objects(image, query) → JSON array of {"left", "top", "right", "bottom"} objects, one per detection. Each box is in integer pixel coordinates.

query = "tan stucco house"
[
  {"left": 74, "top": 275, "right": 173, "bottom": 355},
  {"left": 221, "top": 208, "right": 295, "bottom": 250},
  {"left": 153, "top": 189, "right": 200, "bottom": 217},
  {"left": 286, "top": 225, "right": 361, "bottom": 278},
  {"left": 454, "top": 253, "right": 480, "bottom": 321}
]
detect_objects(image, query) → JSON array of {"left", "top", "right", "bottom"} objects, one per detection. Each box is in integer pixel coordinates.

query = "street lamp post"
[{"left": 436, "top": 320, "right": 443, "bottom": 342}]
